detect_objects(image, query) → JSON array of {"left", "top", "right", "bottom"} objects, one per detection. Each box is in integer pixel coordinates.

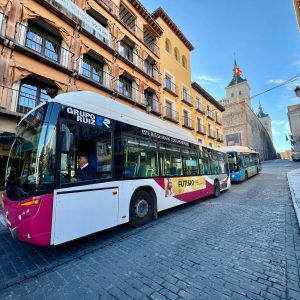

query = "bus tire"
[
  {"left": 256, "top": 167, "right": 259, "bottom": 175},
  {"left": 129, "top": 190, "right": 154, "bottom": 227},
  {"left": 245, "top": 171, "right": 248, "bottom": 181},
  {"left": 213, "top": 180, "right": 221, "bottom": 198}
]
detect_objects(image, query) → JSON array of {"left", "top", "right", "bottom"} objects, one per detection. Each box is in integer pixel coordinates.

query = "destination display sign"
[{"left": 141, "top": 129, "right": 189, "bottom": 147}]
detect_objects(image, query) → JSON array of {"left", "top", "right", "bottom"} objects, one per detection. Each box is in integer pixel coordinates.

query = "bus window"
[
  {"left": 182, "top": 149, "right": 198, "bottom": 175},
  {"left": 218, "top": 154, "right": 226, "bottom": 174},
  {"left": 124, "top": 136, "right": 158, "bottom": 178},
  {"left": 160, "top": 144, "right": 183, "bottom": 176},
  {"left": 199, "top": 157, "right": 210, "bottom": 175},
  {"left": 60, "top": 124, "right": 112, "bottom": 185}
]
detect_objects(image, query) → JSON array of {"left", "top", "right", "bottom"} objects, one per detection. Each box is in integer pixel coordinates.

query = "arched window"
[
  {"left": 182, "top": 55, "right": 187, "bottom": 68},
  {"left": 165, "top": 39, "right": 171, "bottom": 54},
  {"left": 174, "top": 47, "right": 180, "bottom": 62}
]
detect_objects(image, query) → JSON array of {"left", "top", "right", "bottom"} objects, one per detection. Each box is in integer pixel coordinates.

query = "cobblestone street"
[{"left": 0, "top": 160, "right": 300, "bottom": 299}]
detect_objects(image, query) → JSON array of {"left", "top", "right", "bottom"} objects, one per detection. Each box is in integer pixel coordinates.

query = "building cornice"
[
  {"left": 192, "top": 82, "right": 225, "bottom": 112},
  {"left": 126, "top": 0, "right": 163, "bottom": 36},
  {"left": 152, "top": 7, "right": 194, "bottom": 51}
]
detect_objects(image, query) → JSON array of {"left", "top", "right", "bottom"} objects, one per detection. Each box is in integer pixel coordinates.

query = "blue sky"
[{"left": 142, "top": 0, "right": 300, "bottom": 152}]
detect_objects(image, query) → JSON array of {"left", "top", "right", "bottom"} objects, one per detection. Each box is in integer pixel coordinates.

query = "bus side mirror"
[{"left": 60, "top": 124, "right": 74, "bottom": 153}]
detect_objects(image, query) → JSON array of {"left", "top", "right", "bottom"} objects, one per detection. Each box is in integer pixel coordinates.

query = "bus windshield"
[
  {"left": 227, "top": 152, "right": 239, "bottom": 172},
  {"left": 5, "top": 103, "right": 56, "bottom": 200}
]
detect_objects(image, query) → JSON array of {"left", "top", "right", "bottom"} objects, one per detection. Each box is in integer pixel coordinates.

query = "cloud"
[
  {"left": 272, "top": 120, "right": 285, "bottom": 126},
  {"left": 194, "top": 75, "right": 219, "bottom": 85},
  {"left": 266, "top": 79, "right": 285, "bottom": 84}
]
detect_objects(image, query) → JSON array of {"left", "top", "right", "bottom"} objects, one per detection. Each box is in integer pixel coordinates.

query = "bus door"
[{"left": 51, "top": 119, "right": 118, "bottom": 245}]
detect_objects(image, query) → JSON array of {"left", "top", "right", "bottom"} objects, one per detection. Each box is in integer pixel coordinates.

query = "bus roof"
[
  {"left": 51, "top": 91, "right": 197, "bottom": 145},
  {"left": 218, "top": 146, "right": 258, "bottom": 154}
]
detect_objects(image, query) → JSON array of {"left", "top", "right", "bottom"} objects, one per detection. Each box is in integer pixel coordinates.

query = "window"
[
  {"left": 82, "top": 55, "right": 103, "bottom": 83},
  {"left": 119, "top": 76, "right": 132, "bottom": 98},
  {"left": 60, "top": 124, "right": 112, "bottom": 185},
  {"left": 209, "top": 142, "right": 213, "bottom": 147},
  {"left": 165, "top": 38, "right": 171, "bottom": 53},
  {"left": 165, "top": 100, "right": 173, "bottom": 119},
  {"left": 182, "top": 149, "right": 198, "bottom": 175},
  {"left": 160, "top": 144, "right": 182, "bottom": 176},
  {"left": 174, "top": 47, "right": 180, "bottom": 62},
  {"left": 124, "top": 136, "right": 158, "bottom": 178},
  {"left": 144, "top": 59, "right": 155, "bottom": 78},
  {"left": 231, "top": 93, "right": 234, "bottom": 97},
  {"left": 183, "top": 110, "right": 190, "bottom": 127},
  {"left": 26, "top": 22, "right": 61, "bottom": 62},
  {"left": 18, "top": 80, "right": 57, "bottom": 114},
  {"left": 198, "top": 139, "right": 203, "bottom": 144},
  {"left": 165, "top": 73, "right": 173, "bottom": 90},
  {"left": 182, "top": 55, "right": 187, "bottom": 68},
  {"left": 120, "top": 41, "right": 133, "bottom": 62},
  {"left": 197, "top": 118, "right": 203, "bottom": 132},
  {"left": 182, "top": 87, "right": 189, "bottom": 101},
  {"left": 199, "top": 156, "right": 210, "bottom": 175}
]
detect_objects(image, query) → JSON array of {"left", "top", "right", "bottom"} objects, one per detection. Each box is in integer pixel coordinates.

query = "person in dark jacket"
[{"left": 70, "top": 154, "right": 96, "bottom": 182}]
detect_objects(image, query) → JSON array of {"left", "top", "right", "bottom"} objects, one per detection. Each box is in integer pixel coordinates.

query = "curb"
[{"left": 287, "top": 168, "right": 300, "bottom": 229}]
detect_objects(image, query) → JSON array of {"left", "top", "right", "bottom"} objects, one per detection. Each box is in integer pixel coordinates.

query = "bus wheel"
[
  {"left": 213, "top": 181, "right": 221, "bottom": 198},
  {"left": 129, "top": 190, "right": 154, "bottom": 227},
  {"left": 245, "top": 172, "right": 248, "bottom": 181}
]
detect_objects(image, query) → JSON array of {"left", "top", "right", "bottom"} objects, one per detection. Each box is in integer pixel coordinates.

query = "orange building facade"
[
  {"left": 0, "top": 0, "right": 224, "bottom": 188},
  {"left": 152, "top": 8, "right": 225, "bottom": 148}
]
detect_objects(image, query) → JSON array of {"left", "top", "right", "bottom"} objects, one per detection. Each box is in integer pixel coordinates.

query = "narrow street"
[{"left": 0, "top": 160, "right": 300, "bottom": 300}]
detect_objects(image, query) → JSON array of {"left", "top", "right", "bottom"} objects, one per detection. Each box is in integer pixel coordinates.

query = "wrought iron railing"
[
  {"left": 182, "top": 116, "right": 194, "bottom": 129},
  {"left": 207, "top": 109, "right": 214, "bottom": 120},
  {"left": 95, "top": 0, "right": 119, "bottom": 17},
  {"left": 79, "top": 59, "right": 115, "bottom": 90},
  {"left": 196, "top": 101, "right": 205, "bottom": 113},
  {"left": 164, "top": 106, "right": 179, "bottom": 122},
  {"left": 182, "top": 90, "right": 193, "bottom": 105},
  {"left": 118, "top": 82, "right": 144, "bottom": 106},
  {"left": 164, "top": 78, "right": 178, "bottom": 96},
  {"left": 197, "top": 124, "right": 206, "bottom": 134},
  {"left": 145, "top": 95, "right": 161, "bottom": 114}
]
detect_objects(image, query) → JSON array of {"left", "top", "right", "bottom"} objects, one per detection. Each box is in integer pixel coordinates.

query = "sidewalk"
[{"left": 287, "top": 168, "right": 300, "bottom": 228}]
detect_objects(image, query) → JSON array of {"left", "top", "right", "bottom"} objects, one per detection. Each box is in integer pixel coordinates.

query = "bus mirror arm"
[{"left": 60, "top": 125, "right": 74, "bottom": 153}]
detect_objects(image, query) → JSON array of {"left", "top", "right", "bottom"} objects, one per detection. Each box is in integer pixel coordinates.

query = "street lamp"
[{"left": 294, "top": 86, "right": 300, "bottom": 98}]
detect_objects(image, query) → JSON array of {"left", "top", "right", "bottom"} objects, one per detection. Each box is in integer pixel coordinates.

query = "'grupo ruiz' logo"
[{"left": 66, "top": 107, "right": 111, "bottom": 128}]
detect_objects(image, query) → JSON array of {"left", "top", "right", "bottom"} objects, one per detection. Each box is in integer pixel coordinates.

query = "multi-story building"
[
  {"left": 220, "top": 61, "right": 277, "bottom": 160},
  {"left": 152, "top": 7, "right": 225, "bottom": 148},
  {"left": 257, "top": 102, "right": 273, "bottom": 141},
  {"left": 0, "top": 0, "right": 163, "bottom": 187},
  {"left": 0, "top": 1, "right": 225, "bottom": 187}
]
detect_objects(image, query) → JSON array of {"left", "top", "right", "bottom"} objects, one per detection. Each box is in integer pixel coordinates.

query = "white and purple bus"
[{"left": 1, "top": 92, "right": 230, "bottom": 246}]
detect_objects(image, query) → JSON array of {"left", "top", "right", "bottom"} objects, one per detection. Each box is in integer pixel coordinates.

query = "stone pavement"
[{"left": 287, "top": 168, "right": 300, "bottom": 229}]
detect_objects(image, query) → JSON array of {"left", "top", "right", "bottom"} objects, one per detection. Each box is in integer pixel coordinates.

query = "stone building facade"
[
  {"left": 219, "top": 62, "right": 277, "bottom": 161},
  {"left": 257, "top": 102, "right": 273, "bottom": 141}
]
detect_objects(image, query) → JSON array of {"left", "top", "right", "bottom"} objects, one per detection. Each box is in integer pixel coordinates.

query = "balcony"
[
  {"left": 207, "top": 110, "right": 215, "bottom": 121},
  {"left": 94, "top": 0, "right": 119, "bottom": 17},
  {"left": 118, "top": 82, "right": 145, "bottom": 107},
  {"left": 197, "top": 125, "right": 206, "bottom": 135},
  {"left": 208, "top": 130, "right": 216, "bottom": 139},
  {"left": 143, "top": 62, "right": 160, "bottom": 83},
  {"left": 143, "top": 29, "right": 160, "bottom": 57},
  {"left": 119, "top": 4, "right": 143, "bottom": 41},
  {"left": 182, "top": 116, "right": 194, "bottom": 130},
  {"left": 215, "top": 115, "right": 222, "bottom": 125},
  {"left": 164, "top": 78, "right": 178, "bottom": 97},
  {"left": 14, "top": 22, "right": 74, "bottom": 71},
  {"left": 182, "top": 91, "right": 193, "bottom": 106},
  {"left": 217, "top": 134, "right": 224, "bottom": 142},
  {"left": 145, "top": 95, "right": 161, "bottom": 115},
  {"left": 196, "top": 101, "right": 205, "bottom": 114},
  {"left": 163, "top": 107, "right": 179, "bottom": 123},
  {"left": 79, "top": 61, "right": 115, "bottom": 91}
]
